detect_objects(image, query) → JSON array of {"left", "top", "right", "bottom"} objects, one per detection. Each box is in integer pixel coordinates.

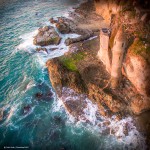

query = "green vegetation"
[
  {"left": 130, "top": 38, "right": 150, "bottom": 56},
  {"left": 120, "top": 0, "right": 133, "bottom": 11},
  {"left": 128, "top": 10, "right": 136, "bottom": 19},
  {"left": 60, "top": 52, "right": 86, "bottom": 71}
]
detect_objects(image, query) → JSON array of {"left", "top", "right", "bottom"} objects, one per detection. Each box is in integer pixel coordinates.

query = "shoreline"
[
  {"left": 30, "top": 0, "right": 150, "bottom": 148},
  {"left": 45, "top": 1, "right": 149, "bottom": 148}
]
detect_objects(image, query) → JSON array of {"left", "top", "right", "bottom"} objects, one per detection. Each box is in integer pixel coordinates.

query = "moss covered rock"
[
  {"left": 33, "top": 26, "right": 61, "bottom": 46},
  {"left": 60, "top": 52, "right": 86, "bottom": 72}
]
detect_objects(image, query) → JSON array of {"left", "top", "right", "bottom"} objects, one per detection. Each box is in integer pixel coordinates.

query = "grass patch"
[
  {"left": 130, "top": 38, "right": 150, "bottom": 56},
  {"left": 60, "top": 52, "right": 86, "bottom": 72}
]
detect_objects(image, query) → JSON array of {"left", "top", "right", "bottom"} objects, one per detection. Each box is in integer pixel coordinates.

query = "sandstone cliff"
[
  {"left": 45, "top": 0, "right": 150, "bottom": 146},
  {"left": 95, "top": 0, "right": 150, "bottom": 97}
]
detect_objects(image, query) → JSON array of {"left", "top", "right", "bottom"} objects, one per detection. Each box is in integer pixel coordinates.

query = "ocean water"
[{"left": 0, "top": 0, "right": 146, "bottom": 150}]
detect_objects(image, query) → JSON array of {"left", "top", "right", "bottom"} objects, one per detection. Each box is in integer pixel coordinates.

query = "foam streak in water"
[{"left": 56, "top": 87, "right": 146, "bottom": 150}]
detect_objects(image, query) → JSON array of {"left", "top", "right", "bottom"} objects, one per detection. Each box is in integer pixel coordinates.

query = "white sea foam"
[
  {"left": 25, "top": 81, "right": 36, "bottom": 90},
  {"left": 55, "top": 87, "right": 146, "bottom": 150},
  {"left": 17, "top": 30, "right": 38, "bottom": 50},
  {"left": 17, "top": 27, "right": 80, "bottom": 66},
  {"left": 14, "top": 1, "right": 146, "bottom": 149},
  {"left": 52, "top": 97, "right": 64, "bottom": 113},
  {"left": 16, "top": 0, "right": 83, "bottom": 67},
  {"left": 4, "top": 103, "right": 19, "bottom": 124},
  {"left": 87, "top": 36, "right": 98, "bottom": 41}
]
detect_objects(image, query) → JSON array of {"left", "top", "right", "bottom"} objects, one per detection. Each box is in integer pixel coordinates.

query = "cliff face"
[
  {"left": 44, "top": 0, "right": 150, "bottom": 117},
  {"left": 95, "top": 0, "right": 150, "bottom": 97},
  {"left": 44, "top": 0, "right": 150, "bottom": 145}
]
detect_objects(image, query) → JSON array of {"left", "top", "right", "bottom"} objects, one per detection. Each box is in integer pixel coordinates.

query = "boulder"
[
  {"left": 33, "top": 26, "right": 61, "bottom": 46},
  {"left": 56, "top": 22, "right": 70, "bottom": 34},
  {"left": 36, "top": 47, "right": 47, "bottom": 53},
  {"left": 49, "top": 17, "right": 58, "bottom": 24}
]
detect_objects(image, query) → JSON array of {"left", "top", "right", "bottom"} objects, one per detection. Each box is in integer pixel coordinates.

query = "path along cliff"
[{"left": 33, "top": 0, "right": 150, "bottom": 147}]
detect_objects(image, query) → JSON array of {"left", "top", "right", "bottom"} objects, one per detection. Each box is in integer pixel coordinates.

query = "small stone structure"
[
  {"left": 97, "top": 28, "right": 111, "bottom": 72},
  {"left": 97, "top": 26, "right": 126, "bottom": 89}
]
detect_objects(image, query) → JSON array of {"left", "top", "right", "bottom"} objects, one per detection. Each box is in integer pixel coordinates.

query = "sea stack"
[{"left": 111, "top": 26, "right": 126, "bottom": 89}]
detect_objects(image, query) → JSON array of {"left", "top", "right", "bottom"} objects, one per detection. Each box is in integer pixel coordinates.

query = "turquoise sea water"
[{"left": 0, "top": 0, "right": 146, "bottom": 149}]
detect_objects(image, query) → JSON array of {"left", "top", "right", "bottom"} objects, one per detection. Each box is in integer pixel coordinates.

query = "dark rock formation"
[
  {"left": 56, "top": 22, "right": 70, "bottom": 34},
  {"left": 49, "top": 17, "right": 58, "bottom": 24},
  {"left": 65, "top": 31, "right": 94, "bottom": 46},
  {"left": 35, "top": 92, "right": 43, "bottom": 99},
  {"left": 35, "top": 91, "right": 53, "bottom": 102},
  {"left": 53, "top": 116, "right": 63, "bottom": 124},
  {"left": 0, "top": 109, "right": 3, "bottom": 121},
  {"left": 36, "top": 47, "right": 47, "bottom": 53},
  {"left": 33, "top": 26, "right": 61, "bottom": 46},
  {"left": 23, "top": 105, "right": 31, "bottom": 115}
]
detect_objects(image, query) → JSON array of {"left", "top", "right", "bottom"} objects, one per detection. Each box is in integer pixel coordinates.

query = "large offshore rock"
[{"left": 33, "top": 26, "right": 61, "bottom": 46}]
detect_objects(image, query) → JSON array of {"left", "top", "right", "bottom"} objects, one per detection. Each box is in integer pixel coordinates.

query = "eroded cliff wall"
[{"left": 95, "top": 0, "right": 150, "bottom": 97}]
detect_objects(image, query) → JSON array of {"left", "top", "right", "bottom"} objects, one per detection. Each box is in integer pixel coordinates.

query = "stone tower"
[
  {"left": 97, "top": 28, "right": 111, "bottom": 72},
  {"left": 111, "top": 26, "right": 126, "bottom": 89}
]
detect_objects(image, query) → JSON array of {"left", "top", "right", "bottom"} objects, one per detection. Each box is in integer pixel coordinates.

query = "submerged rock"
[
  {"left": 51, "top": 48, "right": 58, "bottom": 51},
  {"left": 35, "top": 91, "right": 53, "bottom": 102},
  {"left": 36, "top": 47, "right": 47, "bottom": 53},
  {"left": 35, "top": 92, "right": 43, "bottom": 99},
  {"left": 0, "top": 108, "right": 3, "bottom": 121},
  {"left": 33, "top": 26, "right": 61, "bottom": 46},
  {"left": 46, "top": 90, "right": 53, "bottom": 97},
  {"left": 53, "top": 116, "right": 63, "bottom": 124},
  {"left": 23, "top": 105, "right": 31, "bottom": 115}
]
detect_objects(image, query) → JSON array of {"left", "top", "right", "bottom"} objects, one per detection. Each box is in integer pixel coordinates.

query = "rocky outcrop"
[
  {"left": 45, "top": 0, "right": 150, "bottom": 117},
  {"left": 36, "top": 47, "right": 47, "bottom": 53},
  {"left": 47, "top": 36, "right": 147, "bottom": 118},
  {"left": 44, "top": 0, "right": 150, "bottom": 147},
  {"left": 44, "top": 0, "right": 150, "bottom": 146},
  {"left": 93, "top": 2, "right": 150, "bottom": 145},
  {"left": 33, "top": 26, "right": 61, "bottom": 46},
  {"left": 95, "top": 0, "right": 150, "bottom": 97},
  {"left": 65, "top": 31, "right": 94, "bottom": 46},
  {"left": 123, "top": 38, "right": 150, "bottom": 97},
  {"left": 56, "top": 22, "right": 70, "bottom": 34},
  {"left": 46, "top": 58, "right": 87, "bottom": 97},
  {"left": 94, "top": 0, "right": 121, "bottom": 25}
]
